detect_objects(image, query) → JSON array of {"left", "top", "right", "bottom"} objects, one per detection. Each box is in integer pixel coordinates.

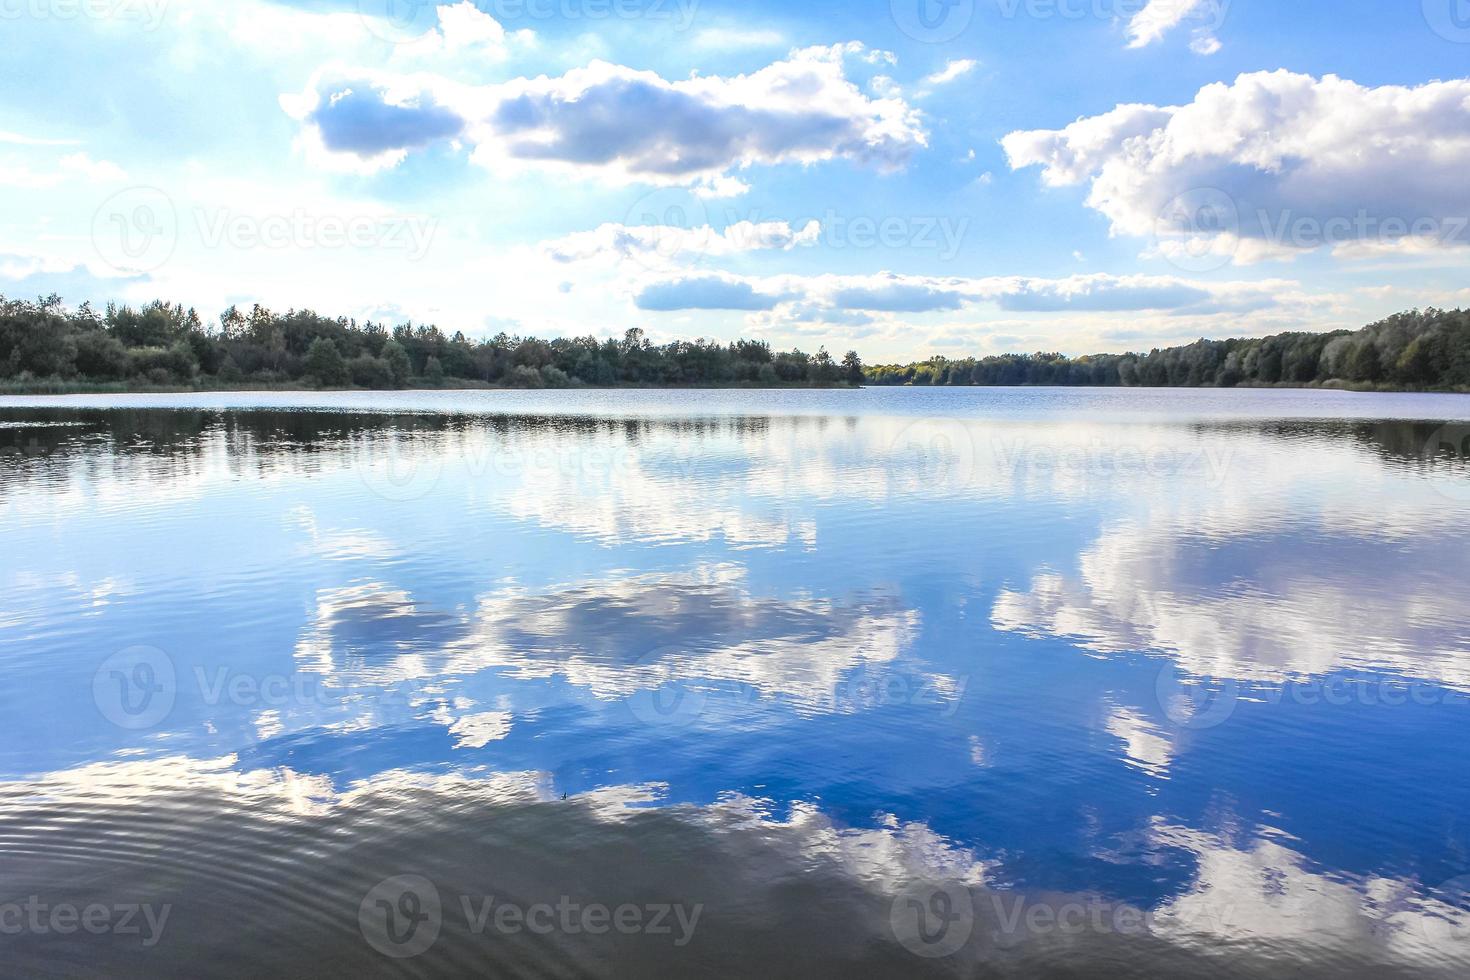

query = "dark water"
[{"left": 2, "top": 387, "right": 1469, "bottom": 978}]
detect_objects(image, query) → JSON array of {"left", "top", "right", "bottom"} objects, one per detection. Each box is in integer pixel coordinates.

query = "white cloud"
[
  {"left": 691, "top": 28, "right": 785, "bottom": 49},
  {"left": 1004, "top": 71, "right": 1470, "bottom": 263},
  {"left": 0, "top": 129, "right": 80, "bottom": 146},
  {"left": 59, "top": 152, "right": 127, "bottom": 183},
  {"left": 285, "top": 44, "right": 927, "bottom": 188},
  {"left": 923, "top": 59, "right": 977, "bottom": 87},
  {"left": 542, "top": 219, "right": 821, "bottom": 267},
  {"left": 391, "top": 0, "right": 536, "bottom": 63},
  {"left": 1127, "top": 0, "right": 1219, "bottom": 49},
  {"left": 631, "top": 270, "right": 1301, "bottom": 318},
  {"left": 0, "top": 151, "right": 127, "bottom": 189},
  {"left": 869, "top": 75, "right": 902, "bottom": 99},
  {"left": 1189, "top": 33, "right": 1222, "bottom": 56}
]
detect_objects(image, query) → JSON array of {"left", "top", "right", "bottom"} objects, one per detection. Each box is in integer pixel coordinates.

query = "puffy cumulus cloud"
[
  {"left": 1003, "top": 71, "right": 1470, "bottom": 263},
  {"left": 990, "top": 429, "right": 1470, "bottom": 690},
  {"left": 541, "top": 219, "right": 821, "bottom": 267},
  {"left": 830, "top": 279, "right": 968, "bottom": 313},
  {"left": 304, "top": 79, "right": 466, "bottom": 156},
  {"left": 392, "top": 0, "right": 536, "bottom": 61},
  {"left": 992, "top": 276, "right": 1213, "bottom": 313},
  {"left": 635, "top": 274, "right": 794, "bottom": 311},
  {"left": 631, "top": 270, "right": 1303, "bottom": 319},
  {"left": 283, "top": 44, "right": 927, "bottom": 187}
]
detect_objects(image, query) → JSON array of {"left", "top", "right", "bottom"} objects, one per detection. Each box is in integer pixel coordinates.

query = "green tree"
[
  {"left": 304, "top": 337, "right": 348, "bottom": 387},
  {"left": 380, "top": 338, "right": 412, "bottom": 386}
]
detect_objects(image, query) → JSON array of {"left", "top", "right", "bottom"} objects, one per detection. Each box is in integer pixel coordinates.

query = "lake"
[{"left": 1, "top": 386, "right": 1469, "bottom": 977}]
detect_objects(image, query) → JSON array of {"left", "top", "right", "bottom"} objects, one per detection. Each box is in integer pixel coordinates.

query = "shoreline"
[{"left": 2, "top": 380, "right": 1467, "bottom": 397}]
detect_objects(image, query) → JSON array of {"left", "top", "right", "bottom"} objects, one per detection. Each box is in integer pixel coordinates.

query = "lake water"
[{"left": 2, "top": 387, "right": 1469, "bottom": 977}]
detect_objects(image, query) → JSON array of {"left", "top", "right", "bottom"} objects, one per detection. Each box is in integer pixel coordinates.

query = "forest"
[
  {"left": 866, "top": 308, "right": 1470, "bottom": 391},
  {"left": 0, "top": 295, "right": 863, "bottom": 390},
  {"left": 2, "top": 294, "right": 1468, "bottom": 392}
]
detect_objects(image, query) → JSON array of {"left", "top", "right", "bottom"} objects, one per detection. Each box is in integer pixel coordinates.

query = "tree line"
[
  {"left": 865, "top": 308, "right": 1470, "bottom": 391},
  {"left": 3, "top": 293, "right": 1468, "bottom": 392},
  {"left": 0, "top": 295, "right": 864, "bottom": 390}
]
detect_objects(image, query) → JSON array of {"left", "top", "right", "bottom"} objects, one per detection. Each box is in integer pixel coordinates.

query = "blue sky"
[{"left": 2, "top": 0, "right": 1468, "bottom": 359}]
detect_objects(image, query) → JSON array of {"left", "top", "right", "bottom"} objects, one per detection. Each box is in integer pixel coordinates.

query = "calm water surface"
[{"left": 2, "top": 387, "right": 1469, "bottom": 977}]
